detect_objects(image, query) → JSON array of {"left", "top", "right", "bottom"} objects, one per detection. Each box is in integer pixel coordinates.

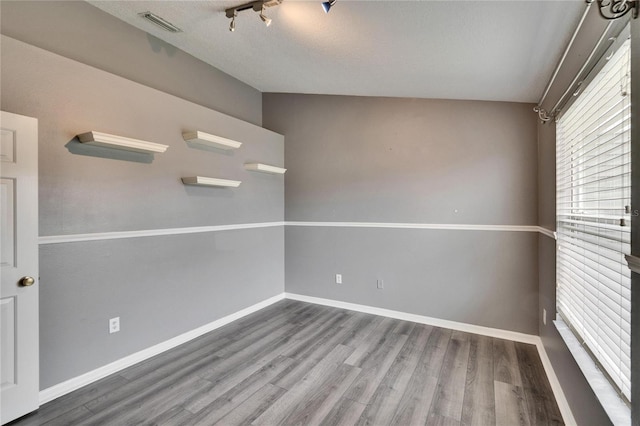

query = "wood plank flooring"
[{"left": 10, "top": 300, "right": 563, "bottom": 426}]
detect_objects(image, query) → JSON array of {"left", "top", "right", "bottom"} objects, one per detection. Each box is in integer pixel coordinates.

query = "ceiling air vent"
[{"left": 138, "top": 11, "right": 182, "bottom": 33}]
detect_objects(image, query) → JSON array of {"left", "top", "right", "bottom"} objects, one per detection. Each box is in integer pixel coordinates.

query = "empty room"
[{"left": 0, "top": 1, "right": 638, "bottom": 425}]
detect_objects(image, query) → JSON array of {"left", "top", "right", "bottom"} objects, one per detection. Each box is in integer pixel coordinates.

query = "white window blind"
[{"left": 556, "top": 38, "right": 631, "bottom": 402}]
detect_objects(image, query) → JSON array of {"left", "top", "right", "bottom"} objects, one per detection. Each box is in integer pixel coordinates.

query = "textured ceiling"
[{"left": 89, "top": 0, "right": 585, "bottom": 103}]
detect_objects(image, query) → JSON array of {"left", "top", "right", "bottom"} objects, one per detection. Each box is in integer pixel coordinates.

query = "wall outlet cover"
[
  {"left": 336, "top": 274, "right": 342, "bottom": 284},
  {"left": 109, "top": 317, "right": 120, "bottom": 334},
  {"left": 377, "top": 279, "right": 384, "bottom": 289}
]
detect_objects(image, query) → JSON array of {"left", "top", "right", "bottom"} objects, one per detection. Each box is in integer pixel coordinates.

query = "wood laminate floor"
[{"left": 11, "top": 300, "right": 563, "bottom": 426}]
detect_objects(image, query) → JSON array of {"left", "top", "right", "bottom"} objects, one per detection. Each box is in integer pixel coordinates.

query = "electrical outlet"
[
  {"left": 377, "top": 279, "right": 384, "bottom": 289},
  {"left": 336, "top": 274, "right": 342, "bottom": 284},
  {"left": 543, "top": 309, "right": 547, "bottom": 325},
  {"left": 109, "top": 317, "right": 120, "bottom": 334}
]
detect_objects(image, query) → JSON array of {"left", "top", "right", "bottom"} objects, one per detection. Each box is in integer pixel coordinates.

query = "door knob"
[{"left": 19, "top": 276, "right": 35, "bottom": 287}]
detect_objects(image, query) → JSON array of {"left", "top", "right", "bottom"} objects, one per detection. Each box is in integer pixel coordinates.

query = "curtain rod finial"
[{"left": 533, "top": 106, "right": 552, "bottom": 123}]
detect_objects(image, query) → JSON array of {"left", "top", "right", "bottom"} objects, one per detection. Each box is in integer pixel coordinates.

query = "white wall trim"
[
  {"left": 625, "top": 254, "right": 640, "bottom": 274},
  {"left": 38, "top": 221, "right": 558, "bottom": 245},
  {"left": 285, "top": 292, "right": 575, "bottom": 425},
  {"left": 537, "top": 226, "right": 557, "bottom": 240},
  {"left": 38, "top": 222, "right": 285, "bottom": 245},
  {"left": 38, "top": 293, "right": 286, "bottom": 405},
  {"left": 286, "top": 220, "right": 550, "bottom": 235},
  {"left": 284, "top": 293, "right": 539, "bottom": 344},
  {"left": 535, "top": 337, "right": 578, "bottom": 426}
]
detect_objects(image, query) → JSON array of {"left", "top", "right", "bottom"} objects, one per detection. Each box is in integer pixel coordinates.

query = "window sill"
[{"left": 554, "top": 319, "right": 630, "bottom": 426}]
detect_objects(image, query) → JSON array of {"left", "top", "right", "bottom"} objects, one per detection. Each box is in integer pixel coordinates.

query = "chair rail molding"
[{"left": 625, "top": 254, "right": 640, "bottom": 274}]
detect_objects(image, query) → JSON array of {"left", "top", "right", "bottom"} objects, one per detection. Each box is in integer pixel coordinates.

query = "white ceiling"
[{"left": 89, "top": 0, "right": 585, "bottom": 103}]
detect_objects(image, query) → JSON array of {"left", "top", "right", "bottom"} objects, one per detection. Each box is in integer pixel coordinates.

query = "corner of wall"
[{"left": 0, "top": 0, "right": 263, "bottom": 126}]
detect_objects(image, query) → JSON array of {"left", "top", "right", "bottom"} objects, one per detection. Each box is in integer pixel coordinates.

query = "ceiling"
[{"left": 88, "top": 0, "right": 585, "bottom": 103}]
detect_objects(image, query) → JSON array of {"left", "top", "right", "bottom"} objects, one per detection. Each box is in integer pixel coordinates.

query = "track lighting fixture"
[
  {"left": 225, "top": 0, "right": 281, "bottom": 32},
  {"left": 229, "top": 11, "right": 237, "bottom": 31},
  {"left": 138, "top": 11, "right": 183, "bottom": 33},
  {"left": 322, "top": 0, "right": 337, "bottom": 13},
  {"left": 259, "top": 6, "right": 272, "bottom": 26}
]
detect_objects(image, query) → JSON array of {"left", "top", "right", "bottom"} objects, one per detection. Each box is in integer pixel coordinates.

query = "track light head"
[
  {"left": 229, "top": 12, "right": 236, "bottom": 31},
  {"left": 322, "top": 0, "right": 337, "bottom": 13},
  {"left": 259, "top": 6, "right": 272, "bottom": 26}
]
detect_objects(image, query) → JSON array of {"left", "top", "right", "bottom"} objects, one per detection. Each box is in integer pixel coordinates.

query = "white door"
[{"left": 0, "top": 111, "right": 38, "bottom": 424}]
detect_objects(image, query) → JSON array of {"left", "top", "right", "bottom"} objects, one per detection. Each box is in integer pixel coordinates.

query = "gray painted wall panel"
[
  {"left": 264, "top": 93, "right": 539, "bottom": 335},
  {"left": 1, "top": 36, "right": 283, "bottom": 390},
  {"left": 0, "top": 1, "right": 262, "bottom": 126},
  {"left": 264, "top": 94, "right": 538, "bottom": 225},
  {"left": 286, "top": 226, "right": 538, "bottom": 334},
  {"left": 1, "top": 36, "right": 283, "bottom": 236},
  {"left": 39, "top": 227, "right": 284, "bottom": 389},
  {"left": 537, "top": 121, "right": 556, "bottom": 231}
]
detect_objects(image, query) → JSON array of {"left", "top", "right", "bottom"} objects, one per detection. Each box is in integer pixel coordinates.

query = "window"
[{"left": 556, "top": 38, "right": 631, "bottom": 402}]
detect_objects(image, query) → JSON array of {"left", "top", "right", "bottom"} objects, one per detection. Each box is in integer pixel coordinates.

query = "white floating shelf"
[
  {"left": 183, "top": 131, "right": 242, "bottom": 150},
  {"left": 181, "top": 176, "right": 241, "bottom": 188},
  {"left": 77, "top": 131, "right": 168, "bottom": 154},
  {"left": 244, "top": 163, "right": 287, "bottom": 174}
]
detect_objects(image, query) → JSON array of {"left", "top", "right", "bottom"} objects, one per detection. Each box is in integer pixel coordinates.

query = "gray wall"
[
  {"left": 264, "top": 93, "right": 539, "bottom": 335},
  {"left": 267, "top": 95, "right": 537, "bottom": 225},
  {"left": 1, "top": 35, "right": 284, "bottom": 389},
  {"left": 39, "top": 229, "right": 282, "bottom": 388},
  {"left": 286, "top": 226, "right": 538, "bottom": 333},
  {"left": 0, "top": 1, "right": 262, "bottom": 126},
  {"left": 535, "top": 6, "right": 625, "bottom": 425}
]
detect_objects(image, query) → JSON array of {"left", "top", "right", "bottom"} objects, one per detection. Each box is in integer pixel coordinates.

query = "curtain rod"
[
  {"left": 537, "top": 1, "right": 593, "bottom": 108},
  {"left": 534, "top": 1, "right": 596, "bottom": 122},
  {"left": 548, "top": 21, "right": 614, "bottom": 118}
]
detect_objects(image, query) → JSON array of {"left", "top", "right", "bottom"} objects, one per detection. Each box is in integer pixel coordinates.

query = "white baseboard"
[
  {"left": 284, "top": 292, "right": 539, "bottom": 344},
  {"left": 38, "top": 293, "right": 286, "bottom": 405},
  {"left": 285, "top": 292, "right": 575, "bottom": 425},
  {"left": 535, "top": 338, "right": 577, "bottom": 425},
  {"left": 39, "top": 291, "right": 575, "bottom": 426}
]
